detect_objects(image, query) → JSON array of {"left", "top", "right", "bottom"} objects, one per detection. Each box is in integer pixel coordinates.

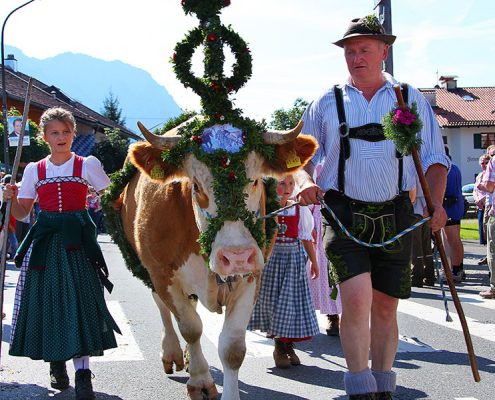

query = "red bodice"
[
  {"left": 36, "top": 156, "right": 88, "bottom": 212},
  {"left": 276, "top": 205, "right": 300, "bottom": 240}
]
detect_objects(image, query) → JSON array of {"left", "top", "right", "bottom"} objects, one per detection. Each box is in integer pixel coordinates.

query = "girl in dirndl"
[
  {"left": 3, "top": 107, "right": 120, "bottom": 400},
  {"left": 248, "top": 175, "right": 319, "bottom": 368}
]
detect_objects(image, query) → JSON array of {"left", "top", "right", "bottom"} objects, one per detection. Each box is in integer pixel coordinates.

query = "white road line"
[
  {"left": 450, "top": 292, "right": 495, "bottom": 311},
  {"left": 399, "top": 299, "right": 495, "bottom": 343},
  {"left": 198, "top": 304, "right": 441, "bottom": 357}
]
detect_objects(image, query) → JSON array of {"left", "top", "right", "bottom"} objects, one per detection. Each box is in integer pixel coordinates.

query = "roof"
[
  {"left": 419, "top": 87, "right": 495, "bottom": 128},
  {"left": 1, "top": 67, "right": 141, "bottom": 140}
]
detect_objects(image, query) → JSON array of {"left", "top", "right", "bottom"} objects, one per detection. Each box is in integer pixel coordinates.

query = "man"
[
  {"left": 295, "top": 15, "right": 449, "bottom": 400},
  {"left": 441, "top": 147, "right": 465, "bottom": 283},
  {"left": 9, "top": 118, "right": 22, "bottom": 137}
]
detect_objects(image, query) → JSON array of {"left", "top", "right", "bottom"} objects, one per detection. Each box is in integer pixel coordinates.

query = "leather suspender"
[{"left": 335, "top": 83, "right": 409, "bottom": 194}]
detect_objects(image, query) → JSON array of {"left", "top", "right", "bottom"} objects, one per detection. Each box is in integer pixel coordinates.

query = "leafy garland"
[
  {"left": 172, "top": 0, "right": 252, "bottom": 121},
  {"left": 101, "top": 162, "right": 154, "bottom": 289},
  {"left": 161, "top": 115, "right": 277, "bottom": 257},
  {"left": 383, "top": 102, "right": 423, "bottom": 156}
]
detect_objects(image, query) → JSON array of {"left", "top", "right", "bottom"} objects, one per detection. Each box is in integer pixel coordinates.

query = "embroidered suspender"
[{"left": 334, "top": 83, "right": 409, "bottom": 194}]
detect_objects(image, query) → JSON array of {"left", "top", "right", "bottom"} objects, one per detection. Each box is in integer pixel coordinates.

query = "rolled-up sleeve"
[
  {"left": 413, "top": 90, "right": 451, "bottom": 172},
  {"left": 302, "top": 100, "right": 324, "bottom": 166}
]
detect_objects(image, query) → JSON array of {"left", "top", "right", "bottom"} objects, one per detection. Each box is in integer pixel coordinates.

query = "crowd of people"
[{"left": 0, "top": 12, "right": 493, "bottom": 400}]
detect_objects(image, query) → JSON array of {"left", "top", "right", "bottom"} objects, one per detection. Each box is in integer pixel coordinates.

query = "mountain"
[{"left": 5, "top": 45, "right": 182, "bottom": 132}]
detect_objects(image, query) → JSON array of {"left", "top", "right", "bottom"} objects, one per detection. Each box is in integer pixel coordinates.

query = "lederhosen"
[
  {"left": 9, "top": 156, "right": 120, "bottom": 361},
  {"left": 321, "top": 85, "right": 415, "bottom": 299}
]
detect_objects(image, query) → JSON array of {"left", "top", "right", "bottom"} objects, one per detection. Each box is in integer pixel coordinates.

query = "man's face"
[
  {"left": 343, "top": 37, "right": 388, "bottom": 84},
  {"left": 13, "top": 120, "right": 22, "bottom": 134}
]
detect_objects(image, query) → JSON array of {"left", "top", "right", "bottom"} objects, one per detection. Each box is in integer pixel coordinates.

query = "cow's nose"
[{"left": 218, "top": 248, "right": 256, "bottom": 273}]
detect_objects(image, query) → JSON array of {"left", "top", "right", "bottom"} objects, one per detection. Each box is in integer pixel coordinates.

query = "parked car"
[{"left": 462, "top": 183, "right": 476, "bottom": 216}]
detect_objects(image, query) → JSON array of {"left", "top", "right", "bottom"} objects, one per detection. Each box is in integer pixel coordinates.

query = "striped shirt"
[{"left": 302, "top": 72, "right": 450, "bottom": 202}]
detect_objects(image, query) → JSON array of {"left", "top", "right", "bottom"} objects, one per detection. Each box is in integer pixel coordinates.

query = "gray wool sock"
[
  {"left": 372, "top": 369, "right": 397, "bottom": 393},
  {"left": 344, "top": 368, "right": 377, "bottom": 395}
]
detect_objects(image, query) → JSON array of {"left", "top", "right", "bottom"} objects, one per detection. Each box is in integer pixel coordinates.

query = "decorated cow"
[{"left": 103, "top": 2, "right": 318, "bottom": 399}]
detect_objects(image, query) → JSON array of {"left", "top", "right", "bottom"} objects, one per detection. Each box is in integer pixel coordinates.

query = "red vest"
[
  {"left": 276, "top": 205, "right": 300, "bottom": 240},
  {"left": 36, "top": 156, "right": 88, "bottom": 212}
]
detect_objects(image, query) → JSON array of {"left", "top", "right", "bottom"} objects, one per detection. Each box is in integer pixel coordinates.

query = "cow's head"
[{"left": 129, "top": 117, "right": 317, "bottom": 279}]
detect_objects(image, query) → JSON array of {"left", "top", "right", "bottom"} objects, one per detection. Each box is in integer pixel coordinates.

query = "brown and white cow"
[{"left": 118, "top": 118, "right": 317, "bottom": 400}]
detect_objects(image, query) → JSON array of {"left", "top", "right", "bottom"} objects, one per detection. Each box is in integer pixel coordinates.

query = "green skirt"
[{"left": 9, "top": 210, "right": 121, "bottom": 361}]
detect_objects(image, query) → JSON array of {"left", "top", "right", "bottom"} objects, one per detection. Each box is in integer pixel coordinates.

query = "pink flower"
[{"left": 393, "top": 108, "right": 415, "bottom": 126}]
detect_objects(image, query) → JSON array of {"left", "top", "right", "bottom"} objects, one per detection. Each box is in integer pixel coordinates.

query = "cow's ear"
[
  {"left": 262, "top": 134, "right": 318, "bottom": 177},
  {"left": 129, "top": 142, "right": 186, "bottom": 182}
]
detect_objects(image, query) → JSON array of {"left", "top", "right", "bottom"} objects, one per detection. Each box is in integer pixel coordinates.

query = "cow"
[{"left": 117, "top": 118, "right": 317, "bottom": 400}]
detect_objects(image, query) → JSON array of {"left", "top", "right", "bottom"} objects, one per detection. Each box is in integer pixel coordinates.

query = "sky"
[{"left": 1, "top": 0, "right": 495, "bottom": 122}]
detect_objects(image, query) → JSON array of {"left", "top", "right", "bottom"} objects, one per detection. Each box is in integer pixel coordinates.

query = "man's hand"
[
  {"left": 2, "top": 183, "right": 18, "bottom": 202},
  {"left": 297, "top": 183, "right": 325, "bottom": 206},
  {"left": 424, "top": 203, "right": 448, "bottom": 232}
]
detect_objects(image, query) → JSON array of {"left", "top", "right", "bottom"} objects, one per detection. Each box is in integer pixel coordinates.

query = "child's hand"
[
  {"left": 310, "top": 262, "right": 319, "bottom": 280},
  {"left": 2, "top": 184, "right": 18, "bottom": 201}
]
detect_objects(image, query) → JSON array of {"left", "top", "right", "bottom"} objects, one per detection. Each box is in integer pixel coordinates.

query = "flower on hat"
[{"left": 362, "top": 14, "right": 383, "bottom": 34}]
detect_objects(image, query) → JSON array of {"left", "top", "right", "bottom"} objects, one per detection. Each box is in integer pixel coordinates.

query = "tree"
[
  {"left": 269, "top": 98, "right": 308, "bottom": 130},
  {"left": 91, "top": 128, "right": 129, "bottom": 174},
  {"left": 101, "top": 91, "right": 126, "bottom": 126}
]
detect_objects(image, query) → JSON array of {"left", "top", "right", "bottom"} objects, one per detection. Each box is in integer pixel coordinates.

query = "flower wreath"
[{"left": 160, "top": 114, "right": 278, "bottom": 258}]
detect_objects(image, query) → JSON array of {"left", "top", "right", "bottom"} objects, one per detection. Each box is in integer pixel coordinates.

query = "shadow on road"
[{"left": 0, "top": 382, "right": 124, "bottom": 400}]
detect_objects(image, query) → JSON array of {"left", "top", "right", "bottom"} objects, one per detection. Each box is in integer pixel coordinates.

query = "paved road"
[{"left": 1, "top": 236, "right": 494, "bottom": 400}]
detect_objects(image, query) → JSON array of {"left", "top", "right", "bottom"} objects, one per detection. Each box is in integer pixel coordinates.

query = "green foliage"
[
  {"left": 101, "top": 162, "right": 154, "bottom": 289},
  {"left": 1, "top": 108, "right": 50, "bottom": 167},
  {"left": 270, "top": 98, "right": 308, "bottom": 130},
  {"left": 172, "top": 0, "right": 251, "bottom": 121},
  {"left": 101, "top": 91, "right": 126, "bottom": 125},
  {"left": 160, "top": 115, "right": 276, "bottom": 259},
  {"left": 383, "top": 102, "right": 423, "bottom": 156},
  {"left": 91, "top": 128, "right": 129, "bottom": 173}
]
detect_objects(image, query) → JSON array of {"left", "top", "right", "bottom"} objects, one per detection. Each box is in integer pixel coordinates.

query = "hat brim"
[{"left": 333, "top": 33, "right": 396, "bottom": 48}]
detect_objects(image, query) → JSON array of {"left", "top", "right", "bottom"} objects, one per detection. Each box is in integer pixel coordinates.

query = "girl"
[
  {"left": 3, "top": 107, "right": 120, "bottom": 400},
  {"left": 248, "top": 174, "right": 319, "bottom": 368}
]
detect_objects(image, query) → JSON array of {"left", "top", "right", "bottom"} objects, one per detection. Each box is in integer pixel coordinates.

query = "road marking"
[
  {"left": 399, "top": 300, "right": 495, "bottom": 343},
  {"left": 449, "top": 292, "right": 495, "bottom": 311},
  {"left": 2, "top": 301, "right": 144, "bottom": 362},
  {"left": 93, "top": 301, "right": 144, "bottom": 362},
  {"left": 198, "top": 304, "right": 441, "bottom": 357}
]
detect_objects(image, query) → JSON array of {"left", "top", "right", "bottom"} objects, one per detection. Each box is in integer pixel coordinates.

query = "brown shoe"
[
  {"left": 326, "top": 314, "right": 340, "bottom": 337},
  {"left": 285, "top": 342, "right": 301, "bottom": 365},
  {"left": 273, "top": 339, "right": 291, "bottom": 369},
  {"left": 479, "top": 289, "right": 495, "bottom": 299}
]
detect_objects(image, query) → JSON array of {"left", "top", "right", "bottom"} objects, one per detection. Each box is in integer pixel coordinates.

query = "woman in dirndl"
[
  {"left": 248, "top": 175, "right": 319, "bottom": 368},
  {"left": 3, "top": 107, "right": 120, "bottom": 400}
]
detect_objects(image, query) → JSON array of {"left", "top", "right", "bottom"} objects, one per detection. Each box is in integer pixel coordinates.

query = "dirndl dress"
[
  {"left": 9, "top": 156, "right": 121, "bottom": 361},
  {"left": 248, "top": 205, "right": 319, "bottom": 340}
]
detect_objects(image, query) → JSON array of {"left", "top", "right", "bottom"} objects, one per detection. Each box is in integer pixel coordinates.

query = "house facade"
[{"left": 419, "top": 76, "right": 495, "bottom": 185}]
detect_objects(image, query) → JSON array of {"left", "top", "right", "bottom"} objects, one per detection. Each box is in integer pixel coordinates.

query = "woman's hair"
[
  {"left": 39, "top": 107, "right": 77, "bottom": 134},
  {"left": 480, "top": 154, "right": 491, "bottom": 163}
]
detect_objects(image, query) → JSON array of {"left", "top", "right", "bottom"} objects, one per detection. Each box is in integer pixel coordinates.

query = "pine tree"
[{"left": 101, "top": 91, "right": 126, "bottom": 126}]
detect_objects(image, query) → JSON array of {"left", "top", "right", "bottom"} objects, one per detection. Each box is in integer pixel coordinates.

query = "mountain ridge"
[{"left": 5, "top": 45, "right": 182, "bottom": 132}]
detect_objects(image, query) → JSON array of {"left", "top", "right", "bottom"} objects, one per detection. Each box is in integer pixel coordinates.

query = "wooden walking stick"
[
  {"left": 387, "top": 84, "right": 480, "bottom": 382},
  {"left": 0, "top": 78, "right": 34, "bottom": 364}
]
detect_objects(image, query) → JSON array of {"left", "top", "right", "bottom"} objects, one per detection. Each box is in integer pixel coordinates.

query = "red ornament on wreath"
[
  {"left": 228, "top": 171, "right": 236, "bottom": 181},
  {"left": 207, "top": 33, "right": 219, "bottom": 42},
  {"left": 192, "top": 134, "right": 203, "bottom": 145},
  {"left": 224, "top": 0, "right": 231, "bottom": 6}
]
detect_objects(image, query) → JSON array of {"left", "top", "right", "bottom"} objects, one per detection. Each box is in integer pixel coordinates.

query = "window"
[{"left": 473, "top": 133, "right": 495, "bottom": 149}]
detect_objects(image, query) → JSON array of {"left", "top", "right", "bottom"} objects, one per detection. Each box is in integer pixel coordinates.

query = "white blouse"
[{"left": 18, "top": 154, "right": 110, "bottom": 199}]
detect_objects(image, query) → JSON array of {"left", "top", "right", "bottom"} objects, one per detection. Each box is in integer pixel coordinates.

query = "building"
[
  {"left": 419, "top": 76, "right": 495, "bottom": 185},
  {"left": 1, "top": 54, "right": 141, "bottom": 160}
]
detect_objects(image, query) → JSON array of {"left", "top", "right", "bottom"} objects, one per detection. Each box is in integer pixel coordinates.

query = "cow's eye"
[{"left": 193, "top": 182, "right": 199, "bottom": 192}]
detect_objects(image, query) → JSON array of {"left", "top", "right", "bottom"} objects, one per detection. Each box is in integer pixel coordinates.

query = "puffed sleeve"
[
  {"left": 82, "top": 156, "right": 111, "bottom": 192},
  {"left": 18, "top": 162, "right": 38, "bottom": 199},
  {"left": 297, "top": 205, "right": 314, "bottom": 241}
]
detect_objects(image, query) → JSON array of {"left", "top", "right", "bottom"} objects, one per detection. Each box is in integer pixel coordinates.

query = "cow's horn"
[
  {"left": 262, "top": 120, "right": 304, "bottom": 144},
  {"left": 137, "top": 121, "right": 181, "bottom": 149}
]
